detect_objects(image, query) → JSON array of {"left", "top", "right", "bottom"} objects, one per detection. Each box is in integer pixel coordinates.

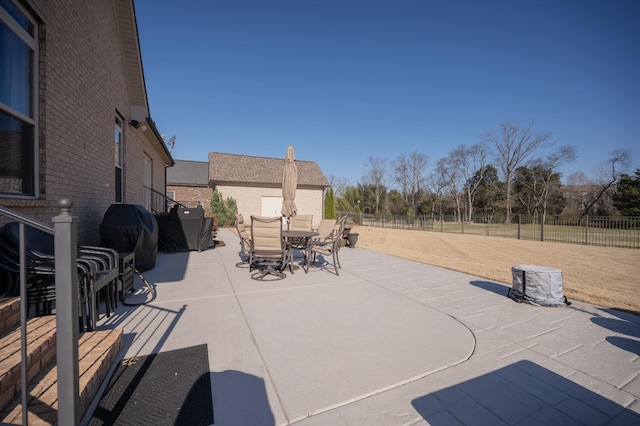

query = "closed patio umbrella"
[{"left": 281, "top": 145, "right": 298, "bottom": 225}]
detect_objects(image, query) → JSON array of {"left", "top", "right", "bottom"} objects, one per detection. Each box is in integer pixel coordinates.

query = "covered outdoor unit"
[
  {"left": 508, "top": 264, "right": 569, "bottom": 307},
  {"left": 155, "top": 205, "right": 213, "bottom": 252},
  {"left": 100, "top": 204, "right": 158, "bottom": 271}
]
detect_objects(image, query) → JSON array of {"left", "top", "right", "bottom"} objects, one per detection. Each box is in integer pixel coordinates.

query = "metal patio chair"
[
  {"left": 314, "top": 218, "right": 337, "bottom": 243},
  {"left": 0, "top": 222, "right": 119, "bottom": 331},
  {"left": 309, "top": 216, "right": 347, "bottom": 276},
  {"left": 235, "top": 213, "right": 252, "bottom": 267},
  {"left": 249, "top": 216, "right": 287, "bottom": 281}
]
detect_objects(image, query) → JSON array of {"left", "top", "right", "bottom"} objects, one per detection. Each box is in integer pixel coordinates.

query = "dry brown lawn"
[{"left": 351, "top": 225, "right": 640, "bottom": 314}]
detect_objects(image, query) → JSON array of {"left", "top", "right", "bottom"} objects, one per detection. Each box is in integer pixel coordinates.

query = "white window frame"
[
  {"left": 166, "top": 189, "right": 176, "bottom": 210},
  {"left": 115, "top": 115, "right": 124, "bottom": 202},
  {"left": 143, "top": 153, "right": 152, "bottom": 211}
]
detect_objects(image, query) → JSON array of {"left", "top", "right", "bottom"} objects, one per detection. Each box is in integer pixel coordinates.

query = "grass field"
[{"left": 360, "top": 218, "right": 640, "bottom": 249}]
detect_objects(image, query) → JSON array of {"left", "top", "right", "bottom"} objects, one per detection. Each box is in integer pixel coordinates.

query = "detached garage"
[{"left": 208, "top": 152, "right": 330, "bottom": 228}]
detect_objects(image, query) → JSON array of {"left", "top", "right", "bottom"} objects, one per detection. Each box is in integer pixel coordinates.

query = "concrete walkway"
[{"left": 95, "top": 228, "right": 640, "bottom": 425}]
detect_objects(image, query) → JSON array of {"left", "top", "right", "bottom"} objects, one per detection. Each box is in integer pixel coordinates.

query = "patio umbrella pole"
[
  {"left": 281, "top": 145, "right": 298, "bottom": 225},
  {"left": 282, "top": 145, "right": 298, "bottom": 270}
]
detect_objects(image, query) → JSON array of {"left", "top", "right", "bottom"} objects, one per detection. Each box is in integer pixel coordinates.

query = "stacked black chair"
[
  {"left": 0, "top": 231, "right": 58, "bottom": 315},
  {"left": 0, "top": 222, "right": 119, "bottom": 331}
]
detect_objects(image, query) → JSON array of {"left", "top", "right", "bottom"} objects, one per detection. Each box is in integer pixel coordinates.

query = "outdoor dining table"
[{"left": 281, "top": 230, "right": 319, "bottom": 273}]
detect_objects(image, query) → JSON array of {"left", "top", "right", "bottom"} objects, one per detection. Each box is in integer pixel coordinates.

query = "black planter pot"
[{"left": 346, "top": 233, "right": 359, "bottom": 247}]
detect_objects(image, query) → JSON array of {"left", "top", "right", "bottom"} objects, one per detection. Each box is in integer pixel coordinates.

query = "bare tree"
[
  {"left": 482, "top": 120, "right": 552, "bottom": 223},
  {"left": 444, "top": 151, "right": 463, "bottom": 221},
  {"left": 410, "top": 152, "right": 429, "bottom": 214},
  {"left": 562, "top": 171, "right": 593, "bottom": 215},
  {"left": 362, "top": 156, "right": 388, "bottom": 214},
  {"left": 566, "top": 171, "right": 592, "bottom": 186},
  {"left": 579, "top": 149, "right": 631, "bottom": 222},
  {"left": 393, "top": 153, "right": 410, "bottom": 207},
  {"left": 393, "top": 151, "right": 428, "bottom": 215},
  {"left": 536, "top": 145, "right": 578, "bottom": 222},
  {"left": 449, "top": 143, "right": 490, "bottom": 222},
  {"left": 326, "top": 174, "right": 350, "bottom": 195},
  {"left": 429, "top": 157, "right": 456, "bottom": 221}
]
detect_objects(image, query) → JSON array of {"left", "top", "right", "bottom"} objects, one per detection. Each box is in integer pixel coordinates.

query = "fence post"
[
  {"left": 517, "top": 215, "right": 521, "bottom": 239},
  {"left": 584, "top": 215, "right": 589, "bottom": 246},
  {"left": 540, "top": 215, "right": 545, "bottom": 242},
  {"left": 53, "top": 199, "right": 80, "bottom": 425}
]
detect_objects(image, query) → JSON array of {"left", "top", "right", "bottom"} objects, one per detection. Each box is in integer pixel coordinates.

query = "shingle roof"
[
  {"left": 209, "top": 152, "right": 329, "bottom": 188},
  {"left": 166, "top": 160, "right": 209, "bottom": 186}
]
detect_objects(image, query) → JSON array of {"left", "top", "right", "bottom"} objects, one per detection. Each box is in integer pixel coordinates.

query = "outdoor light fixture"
[{"left": 129, "top": 120, "right": 148, "bottom": 131}]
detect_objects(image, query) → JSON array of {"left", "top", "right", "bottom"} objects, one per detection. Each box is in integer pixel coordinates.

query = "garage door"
[{"left": 261, "top": 196, "right": 283, "bottom": 217}]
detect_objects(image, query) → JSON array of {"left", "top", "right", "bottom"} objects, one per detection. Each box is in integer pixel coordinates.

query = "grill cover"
[
  {"left": 155, "top": 206, "right": 213, "bottom": 252},
  {"left": 100, "top": 204, "right": 158, "bottom": 271}
]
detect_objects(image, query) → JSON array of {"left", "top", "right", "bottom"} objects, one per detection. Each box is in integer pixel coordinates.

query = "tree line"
[{"left": 326, "top": 120, "right": 637, "bottom": 223}]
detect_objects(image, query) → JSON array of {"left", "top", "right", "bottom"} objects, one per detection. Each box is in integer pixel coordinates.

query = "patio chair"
[
  {"left": 314, "top": 219, "right": 337, "bottom": 243},
  {"left": 289, "top": 214, "right": 313, "bottom": 231},
  {"left": 288, "top": 214, "right": 313, "bottom": 256},
  {"left": 0, "top": 225, "right": 91, "bottom": 327},
  {"left": 0, "top": 232, "right": 59, "bottom": 315},
  {"left": 235, "top": 214, "right": 252, "bottom": 267},
  {"left": 310, "top": 216, "right": 347, "bottom": 276},
  {"left": 249, "top": 216, "right": 287, "bottom": 281},
  {"left": 0, "top": 222, "right": 119, "bottom": 331}
]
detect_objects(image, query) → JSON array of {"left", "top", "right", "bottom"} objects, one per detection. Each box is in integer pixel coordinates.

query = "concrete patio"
[{"left": 92, "top": 228, "right": 640, "bottom": 425}]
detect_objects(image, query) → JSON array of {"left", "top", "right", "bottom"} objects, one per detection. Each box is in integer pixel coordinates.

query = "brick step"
[
  {"left": 0, "top": 316, "right": 58, "bottom": 411},
  {"left": 0, "top": 297, "right": 20, "bottom": 336},
  {"left": 0, "top": 322, "right": 123, "bottom": 425}
]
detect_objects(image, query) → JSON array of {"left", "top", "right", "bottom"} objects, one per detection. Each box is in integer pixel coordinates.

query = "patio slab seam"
[{"left": 222, "top": 253, "right": 292, "bottom": 425}]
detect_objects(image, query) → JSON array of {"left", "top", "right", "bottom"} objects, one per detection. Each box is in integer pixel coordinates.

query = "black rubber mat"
[{"left": 89, "top": 344, "right": 213, "bottom": 425}]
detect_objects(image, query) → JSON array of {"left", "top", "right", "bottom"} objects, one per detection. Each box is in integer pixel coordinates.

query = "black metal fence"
[{"left": 337, "top": 212, "right": 640, "bottom": 249}]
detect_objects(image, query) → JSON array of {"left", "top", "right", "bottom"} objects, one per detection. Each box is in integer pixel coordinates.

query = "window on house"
[
  {"left": 115, "top": 116, "right": 123, "bottom": 202},
  {"left": 166, "top": 189, "right": 176, "bottom": 210},
  {"left": 143, "top": 153, "right": 152, "bottom": 211},
  {"left": 0, "top": 0, "right": 37, "bottom": 197}
]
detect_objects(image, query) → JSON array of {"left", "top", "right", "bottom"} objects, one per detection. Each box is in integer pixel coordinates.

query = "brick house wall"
[
  {"left": 1, "top": 0, "right": 171, "bottom": 244},
  {"left": 167, "top": 185, "right": 213, "bottom": 214}
]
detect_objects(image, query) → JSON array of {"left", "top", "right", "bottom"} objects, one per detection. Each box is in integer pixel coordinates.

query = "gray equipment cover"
[{"left": 509, "top": 264, "right": 565, "bottom": 307}]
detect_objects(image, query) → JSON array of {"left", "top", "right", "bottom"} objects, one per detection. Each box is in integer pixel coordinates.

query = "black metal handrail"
[
  {"left": 143, "top": 185, "right": 187, "bottom": 214},
  {"left": 0, "top": 203, "right": 80, "bottom": 425}
]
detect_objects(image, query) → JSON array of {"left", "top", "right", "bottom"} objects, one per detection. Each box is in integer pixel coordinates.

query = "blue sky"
[{"left": 135, "top": 0, "right": 639, "bottom": 186}]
